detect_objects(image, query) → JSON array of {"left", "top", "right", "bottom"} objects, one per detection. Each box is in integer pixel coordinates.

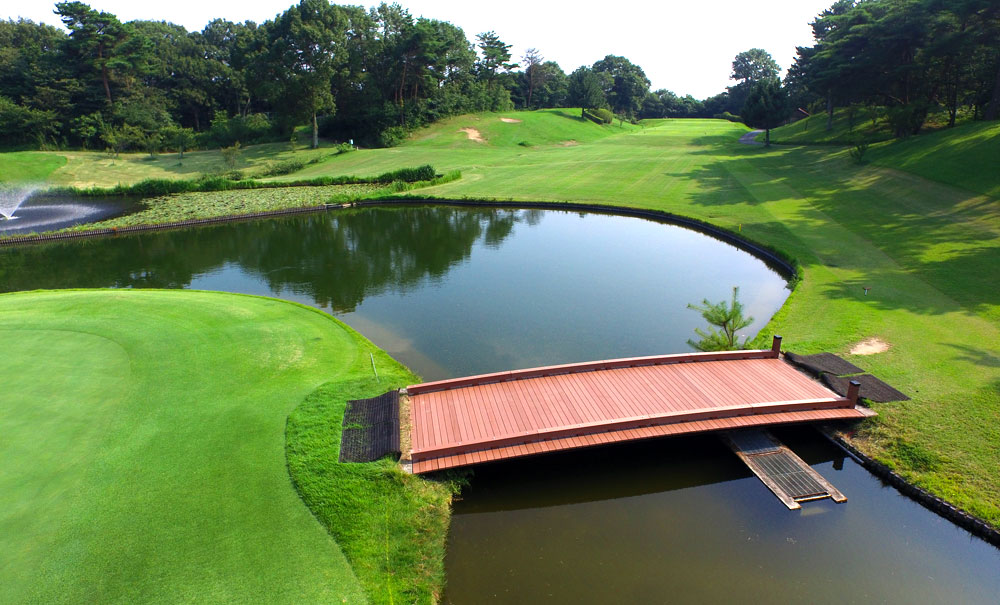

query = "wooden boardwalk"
[{"left": 404, "top": 338, "right": 874, "bottom": 474}]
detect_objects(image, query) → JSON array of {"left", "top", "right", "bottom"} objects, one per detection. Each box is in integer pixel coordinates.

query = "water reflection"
[
  {"left": 0, "top": 206, "right": 522, "bottom": 309},
  {"left": 0, "top": 206, "right": 789, "bottom": 379},
  {"left": 444, "top": 427, "right": 1000, "bottom": 604}
]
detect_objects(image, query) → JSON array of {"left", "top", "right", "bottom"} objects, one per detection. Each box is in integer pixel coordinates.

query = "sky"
[{"left": 6, "top": 0, "right": 833, "bottom": 99}]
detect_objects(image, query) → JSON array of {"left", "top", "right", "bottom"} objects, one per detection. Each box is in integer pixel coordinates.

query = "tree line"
[
  {"left": 0, "top": 0, "right": 689, "bottom": 152},
  {"left": 787, "top": 0, "right": 1000, "bottom": 136},
  {"left": 2, "top": 0, "right": 996, "bottom": 154}
]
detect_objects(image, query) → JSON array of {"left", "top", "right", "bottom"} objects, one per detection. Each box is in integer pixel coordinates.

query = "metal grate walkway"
[{"left": 723, "top": 429, "right": 846, "bottom": 509}]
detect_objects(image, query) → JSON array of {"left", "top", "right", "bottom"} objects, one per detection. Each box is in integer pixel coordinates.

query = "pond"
[
  {"left": 0, "top": 205, "right": 789, "bottom": 380},
  {"left": 2, "top": 204, "right": 997, "bottom": 602},
  {"left": 0, "top": 192, "right": 135, "bottom": 236}
]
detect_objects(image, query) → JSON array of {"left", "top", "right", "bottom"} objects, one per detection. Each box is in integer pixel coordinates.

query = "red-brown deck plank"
[{"left": 408, "top": 355, "right": 872, "bottom": 473}]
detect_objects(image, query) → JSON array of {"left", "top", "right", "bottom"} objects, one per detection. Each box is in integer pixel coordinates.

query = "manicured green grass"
[
  {"left": 302, "top": 114, "right": 998, "bottom": 525},
  {"left": 1, "top": 142, "right": 347, "bottom": 189},
  {"left": 0, "top": 289, "right": 450, "bottom": 603},
  {"left": 0, "top": 151, "right": 67, "bottom": 183}
]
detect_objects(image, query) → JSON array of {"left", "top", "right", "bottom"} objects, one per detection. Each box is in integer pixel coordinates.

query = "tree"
[
  {"left": 567, "top": 66, "right": 608, "bottom": 116},
  {"left": 56, "top": 2, "right": 151, "bottom": 106},
  {"left": 731, "top": 48, "right": 780, "bottom": 84},
  {"left": 687, "top": 287, "right": 754, "bottom": 352},
  {"left": 727, "top": 48, "right": 780, "bottom": 115},
  {"left": 163, "top": 125, "right": 195, "bottom": 158},
  {"left": 742, "top": 78, "right": 789, "bottom": 146},
  {"left": 265, "top": 0, "right": 347, "bottom": 148},
  {"left": 475, "top": 31, "right": 517, "bottom": 89},
  {"left": 591, "top": 55, "right": 651, "bottom": 119},
  {"left": 521, "top": 48, "right": 544, "bottom": 108}
]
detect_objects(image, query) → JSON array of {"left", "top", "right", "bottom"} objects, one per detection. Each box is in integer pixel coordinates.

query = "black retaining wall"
[{"left": 824, "top": 428, "right": 1000, "bottom": 548}]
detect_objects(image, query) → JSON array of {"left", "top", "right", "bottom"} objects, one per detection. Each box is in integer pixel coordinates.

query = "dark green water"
[{"left": 2, "top": 205, "right": 997, "bottom": 601}]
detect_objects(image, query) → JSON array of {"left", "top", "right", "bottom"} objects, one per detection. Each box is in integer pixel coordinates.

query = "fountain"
[{"left": 0, "top": 185, "right": 39, "bottom": 221}]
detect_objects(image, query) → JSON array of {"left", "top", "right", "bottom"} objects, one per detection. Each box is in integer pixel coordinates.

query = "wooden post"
[
  {"left": 847, "top": 380, "right": 861, "bottom": 405},
  {"left": 771, "top": 335, "right": 783, "bottom": 358}
]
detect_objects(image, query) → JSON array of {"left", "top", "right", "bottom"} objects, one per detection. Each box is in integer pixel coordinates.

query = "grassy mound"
[
  {"left": 406, "top": 108, "right": 638, "bottom": 148},
  {"left": 0, "top": 289, "right": 449, "bottom": 603}
]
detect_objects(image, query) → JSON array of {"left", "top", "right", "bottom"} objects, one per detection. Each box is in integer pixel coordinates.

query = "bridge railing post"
[
  {"left": 770, "top": 335, "right": 783, "bottom": 358},
  {"left": 847, "top": 380, "right": 861, "bottom": 405}
]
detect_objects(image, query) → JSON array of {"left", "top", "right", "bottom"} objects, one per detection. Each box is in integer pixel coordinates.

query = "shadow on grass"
[
  {"left": 942, "top": 343, "right": 1000, "bottom": 369},
  {"left": 671, "top": 141, "right": 1000, "bottom": 316}
]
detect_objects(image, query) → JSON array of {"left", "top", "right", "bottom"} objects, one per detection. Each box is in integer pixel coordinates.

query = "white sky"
[{"left": 6, "top": 0, "right": 832, "bottom": 99}]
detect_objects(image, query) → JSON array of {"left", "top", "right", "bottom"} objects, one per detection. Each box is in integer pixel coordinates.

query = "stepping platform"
[
  {"left": 723, "top": 429, "right": 846, "bottom": 509},
  {"left": 821, "top": 373, "right": 910, "bottom": 402},
  {"left": 784, "top": 352, "right": 863, "bottom": 377},
  {"left": 339, "top": 391, "right": 401, "bottom": 463}
]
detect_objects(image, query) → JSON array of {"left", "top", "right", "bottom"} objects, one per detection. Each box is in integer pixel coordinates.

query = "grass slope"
[
  {"left": 0, "top": 289, "right": 449, "bottom": 603},
  {"left": 282, "top": 108, "right": 639, "bottom": 182},
  {"left": 766, "top": 109, "right": 895, "bottom": 144},
  {"left": 309, "top": 115, "right": 997, "bottom": 525},
  {"left": 0, "top": 152, "right": 67, "bottom": 183},
  {"left": 866, "top": 121, "right": 1000, "bottom": 198},
  {"left": 769, "top": 114, "right": 1000, "bottom": 198}
]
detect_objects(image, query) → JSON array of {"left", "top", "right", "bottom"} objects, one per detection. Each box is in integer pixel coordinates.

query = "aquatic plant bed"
[
  {"left": 0, "top": 290, "right": 450, "bottom": 603},
  {"left": 65, "top": 184, "right": 381, "bottom": 230}
]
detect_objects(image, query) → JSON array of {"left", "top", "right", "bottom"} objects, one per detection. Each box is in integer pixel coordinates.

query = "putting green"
[{"left": 0, "top": 290, "right": 369, "bottom": 603}]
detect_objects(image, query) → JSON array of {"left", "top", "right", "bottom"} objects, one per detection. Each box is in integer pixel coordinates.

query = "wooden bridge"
[{"left": 403, "top": 337, "right": 875, "bottom": 474}]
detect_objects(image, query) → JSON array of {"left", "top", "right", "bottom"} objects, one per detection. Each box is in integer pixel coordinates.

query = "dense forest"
[{"left": 0, "top": 0, "right": 997, "bottom": 152}]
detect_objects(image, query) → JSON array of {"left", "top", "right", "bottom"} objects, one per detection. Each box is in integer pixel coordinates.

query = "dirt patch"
[
  {"left": 499, "top": 117, "right": 522, "bottom": 123},
  {"left": 850, "top": 337, "right": 890, "bottom": 355},
  {"left": 560, "top": 140, "right": 579, "bottom": 146},
  {"left": 459, "top": 127, "right": 484, "bottom": 142}
]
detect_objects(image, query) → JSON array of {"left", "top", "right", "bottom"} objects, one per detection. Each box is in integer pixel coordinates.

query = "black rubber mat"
[
  {"left": 785, "top": 352, "right": 863, "bottom": 377},
  {"left": 821, "top": 374, "right": 910, "bottom": 403},
  {"left": 339, "top": 390, "right": 401, "bottom": 463}
]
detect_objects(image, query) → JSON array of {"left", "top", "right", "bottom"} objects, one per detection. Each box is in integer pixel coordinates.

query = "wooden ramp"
[
  {"left": 404, "top": 337, "right": 874, "bottom": 474},
  {"left": 722, "top": 429, "right": 847, "bottom": 509}
]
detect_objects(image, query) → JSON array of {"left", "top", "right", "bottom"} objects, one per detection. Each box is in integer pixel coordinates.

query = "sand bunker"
[
  {"left": 460, "top": 128, "right": 484, "bottom": 142},
  {"left": 850, "top": 337, "right": 890, "bottom": 355},
  {"left": 560, "top": 140, "right": 579, "bottom": 146},
  {"left": 500, "top": 117, "right": 522, "bottom": 123}
]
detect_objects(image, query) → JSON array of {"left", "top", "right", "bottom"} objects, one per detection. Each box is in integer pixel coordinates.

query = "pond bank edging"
[{"left": 823, "top": 428, "right": 1000, "bottom": 548}]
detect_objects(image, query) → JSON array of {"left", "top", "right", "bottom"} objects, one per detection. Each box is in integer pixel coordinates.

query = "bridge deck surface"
[{"left": 406, "top": 350, "right": 874, "bottom": 474}]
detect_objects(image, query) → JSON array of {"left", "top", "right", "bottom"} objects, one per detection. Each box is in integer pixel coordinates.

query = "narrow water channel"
[{"left": 2, "top": 204, "right": 997, "bottom": 601}]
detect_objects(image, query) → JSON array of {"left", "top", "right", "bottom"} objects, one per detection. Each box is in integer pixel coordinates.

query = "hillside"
[
  {"left": 766, "top": 109, "right": 895, "bottom": 145},
  {"left": 867, "top": 121, "right": 1000, "bottom": 198}
]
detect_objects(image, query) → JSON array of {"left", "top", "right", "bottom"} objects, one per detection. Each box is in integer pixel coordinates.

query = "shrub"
[
  {"left": 714, "top": 112, "right": 741, "bottom": 122},
  {"left": 254, "top": 159, "right": 306, "bottom": 178},
  {"left": 221, "top": 142, "right": 243, "bottom": 170},
  {"left": 848, "top": 135, "right": 870, "bottom": 164},
  {"left": 378, "top": 126, "right": 408, "bottom": 148},
  {"left": 372, "top": 165, "right": 436, "bottom": 183},
  {"left": 583, "top": 108, "right": 614, "bottom": 124}
]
